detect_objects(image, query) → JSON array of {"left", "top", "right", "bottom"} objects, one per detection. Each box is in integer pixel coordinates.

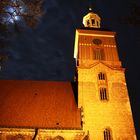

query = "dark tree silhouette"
[
  {"left": 0, "top": 0, "right": 44, "bottom": 68},
  {"left": 0, "top": 0, "right": 44, "bottom": 28}
]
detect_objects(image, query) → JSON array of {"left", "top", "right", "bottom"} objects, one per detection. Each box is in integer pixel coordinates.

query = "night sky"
[{"left": 0, "top": 0, "right": 140, "bottom": 138}]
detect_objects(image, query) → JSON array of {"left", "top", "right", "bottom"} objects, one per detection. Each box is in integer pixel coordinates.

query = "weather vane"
[
  {"left": 88, "top": 0, "right": 93, "bottom": 11},
  {"left": 89, "top": 7, "right": 92, "bottom": 11}
]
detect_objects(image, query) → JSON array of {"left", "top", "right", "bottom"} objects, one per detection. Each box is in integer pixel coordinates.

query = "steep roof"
[{"left": 0, "top": 80, "right": 81, "bottom": 129}]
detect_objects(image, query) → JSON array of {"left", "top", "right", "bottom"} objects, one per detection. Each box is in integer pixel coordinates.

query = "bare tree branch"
[
  {"left": 0, "top": 0, "right": 44, "bottom": 67},
  {"left": 0, "top": 0, "right": 44, "bottom": 27}
]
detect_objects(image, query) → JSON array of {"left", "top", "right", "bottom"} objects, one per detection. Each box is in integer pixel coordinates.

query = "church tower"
[{"left": 74, "top": 8, "right": 137, "bottom": 140}]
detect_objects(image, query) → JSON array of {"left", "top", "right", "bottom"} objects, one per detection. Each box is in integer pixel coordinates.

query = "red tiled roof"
[{"left": 0, "top": 80, "right": 81, "bottom": 129}]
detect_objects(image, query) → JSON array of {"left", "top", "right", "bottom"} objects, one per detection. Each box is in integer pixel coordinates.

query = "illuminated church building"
[{"left": 0, "top": 9, "right": 137, "bottom": 140}]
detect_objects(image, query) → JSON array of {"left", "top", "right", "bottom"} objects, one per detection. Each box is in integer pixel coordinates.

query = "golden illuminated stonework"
[
  {"left": 0, "top": 9, "right": 137, "bottom": 140},
  {"left": 74, "top": 10, "right": 137, "bottom": 139}
]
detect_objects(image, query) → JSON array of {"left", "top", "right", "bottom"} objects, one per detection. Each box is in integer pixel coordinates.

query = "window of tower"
[
  {"left": 98, "top": 72, "right": 106, "bottom": 80},
  {"left": 93, "top": 48, "right": 105, "bottom": 60},
  {"left": 103, "top": 128, "right": 112, "bottom": 140},
  {"left": 87, "top": 20, "right": 90, "bottom": 27},
  {"left": 100, "top": 87, "right": 108, "bottom": 101},
  {"left": 97, "top": 21, "right": 99, "bottom": 26},
  {"left": 6, "top": 134, "right": 25, "bottom": 140},
  {"left": 92, "top": 19, "right": 95, "bottom": 25}
]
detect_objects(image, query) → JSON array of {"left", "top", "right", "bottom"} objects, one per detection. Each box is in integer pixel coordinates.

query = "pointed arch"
[
  {"left": 103, "top": 128, "right": 113, "bottom": 140},
  {"left": 53, "top": 135, "right": 64, "bottom": 140}
]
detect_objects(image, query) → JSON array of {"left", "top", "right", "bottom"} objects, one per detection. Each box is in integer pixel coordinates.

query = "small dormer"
[{"left": 83, "top": 8, "right": 101, "bottom": 28}]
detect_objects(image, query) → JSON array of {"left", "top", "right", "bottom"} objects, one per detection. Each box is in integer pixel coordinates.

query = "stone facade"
[{"left": 74, "top": 28, "right": 136, "bottom": 140}]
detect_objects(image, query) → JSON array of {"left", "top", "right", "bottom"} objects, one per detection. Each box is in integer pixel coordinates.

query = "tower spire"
[
  {"left": 83, "top": 7, "right": 101, "bottom": 28},
  {"left": 89, "top": 7, "right": 92, "bottom": 11}
]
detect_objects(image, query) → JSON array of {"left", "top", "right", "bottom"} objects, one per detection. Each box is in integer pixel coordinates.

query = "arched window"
[
  {"left": 97, "top": 21, "right": 99, "bottom": 26},
  {"left": 98, "top": 72, "right": 109, "bottom": 101},
  {"left": 53, "top": 136, "right": 64, "bottom": 140},
  {"left": 87, "top": 20, "right": 90, "bottom": 26},
  {"left": 103, "top": 128, "right": 113, "bottom": 140},
  {"left": 92, "top": 19, "right": 95, "bottom": 25},
  {"left": 93, "top": 48, "right": 105, "bottom": 60},
  {"left": 98, "top": 72, "right": 106, "bottom": 80},
  {"left": 100, "top": 87, "right": 108, "bottom": 101}
]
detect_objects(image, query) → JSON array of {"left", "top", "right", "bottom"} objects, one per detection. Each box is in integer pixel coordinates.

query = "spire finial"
[
  {"left": 89, "top": 7, "right": 92, "bottom": 11},
  {"left": 88, "top": 0, "right": 92, "bottom": 11}
]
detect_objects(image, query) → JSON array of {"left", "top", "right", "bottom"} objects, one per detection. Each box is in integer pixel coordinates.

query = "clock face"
[{"left": 93, "top": 38, "right": 102, "bottom": 45}]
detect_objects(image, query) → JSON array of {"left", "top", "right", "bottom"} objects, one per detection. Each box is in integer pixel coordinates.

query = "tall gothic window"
[
  {"left": 103, "top": 128, "right": 112, "bottom": 140},
  {"left": 87, "top": 20, "right": 90, "bottom": 27},
  {"left": 100, "top": 87, "right": 108, "bottom": 101},
  {"left": 93, "top": 48, "right": 105, "bottom": 60},
  {"left": 92, "top": 19, "right": 95, "bottom": 25},
  {"left": 98, "top": 72, "right": 109, "bottom": 101},
  {"left": 98, "top": 72, "right": 106, "bottom": 80}
]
